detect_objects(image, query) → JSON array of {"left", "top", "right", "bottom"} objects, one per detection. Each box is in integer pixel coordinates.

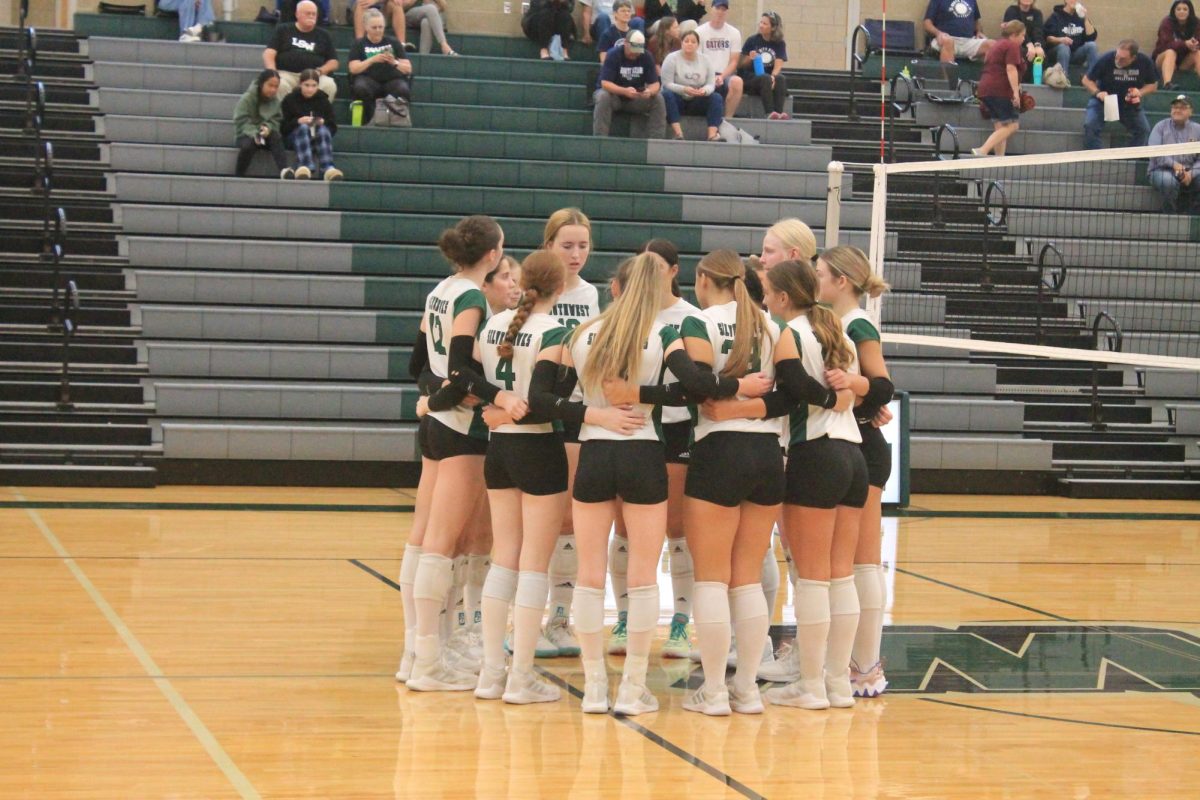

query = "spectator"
[
  {"left": 661, "top": 29, "right": 723, "bottom": 141},
  {"left": 155, "top": 0, "right": 215, "bottom": 42},
  {"left": 522, "top": 0, "right": 577, "bottom": 60},
  {"left": 405, "top": 0, "right": 457, "bottom": 55},
  {"left": 645, "top": 0, "right": 703, "bottom": 27},
  {"left": 277, "top": 0, "right": 331, "bottom": 24},
  {"left": 696, "top": 0, "right": 744, "bottom": 118},
  {"left": 281, "top": 69, "right": 343, "bottom": 181},
  {"left": 738, "top": 11, "right": 790, "bottom": 120},
  {"left": 263, "top": 1, "right": 339, "bottom": 99},
  {"left": 580, "top": 0, "right": 644, "bottom": 48},
  {"left": 1003, "top": 0, "right": 1047, "bottom": 66},
  {"left": 1154, "top": 1, "right": 1200, "bottom": 90},
  {"left": 593, "top": 30, "right": 667, "bottom": 139},
  {"left": 349, "top": 8, "right": 414, "bottom": 124},
  {"left": 648, "top": 15, "right": 681, "bottom": 66},
  {"left": 234, "top": 69, "right": 290, "bottom": 179},
  {"left": 1044, "top": 0, "right": 1098, "bottom": 75},
  {"left": 596, "top": 0, "right": 638, "bottom": 62},
  {"left": 1082, "top": 39, "right": 1158, "bottom": 149},
  {"left": 971, "top": 20, "right": 1026, "bottom": 156},
  {"left": 1147, "top": 94, "right": 1200, "bottom": 212},
  {"left": 924, "top": 0, "right": 993, "bottom": 64}
]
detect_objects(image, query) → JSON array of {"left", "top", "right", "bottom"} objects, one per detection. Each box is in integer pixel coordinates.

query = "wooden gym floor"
[{"left": 2, "top": 486, "right": 1198, "bottom": 799}]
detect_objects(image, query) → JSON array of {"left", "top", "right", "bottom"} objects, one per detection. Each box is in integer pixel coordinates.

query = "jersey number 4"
[{"left": 495, "top": 358, "right": 516, "bottom": 390}]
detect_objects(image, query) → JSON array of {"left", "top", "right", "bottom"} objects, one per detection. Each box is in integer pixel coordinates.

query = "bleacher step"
[
  {"left": 0, "top": 463, "right": 157, "bottom": 487},
  {"left": 1056, "top": 478, "right": 1200, "bottom": 500}
]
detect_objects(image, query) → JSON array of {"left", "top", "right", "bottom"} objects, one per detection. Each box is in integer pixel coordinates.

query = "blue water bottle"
[
  {"left": 1032, "top": 56, "right": 1044, "bottom": 85},
  {"left": 753, "top": 54, "right": 765, "bottom": 76}
]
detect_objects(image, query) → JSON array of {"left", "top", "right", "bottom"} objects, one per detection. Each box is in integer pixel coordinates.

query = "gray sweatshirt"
[{"left": 660, "top": 50, "right": 716, "bottom": 96}]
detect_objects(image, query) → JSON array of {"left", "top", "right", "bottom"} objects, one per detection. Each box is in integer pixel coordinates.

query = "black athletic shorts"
[
  {"left": 858, "top": 423, "right": 892, "bottom": 489},
  {"left": 661, "top": 420, "right": 692, "bottom": 465},
  {"left": 784, "top": 436, "right": 869, "bottom": 509},
  {"left": 418, "top": 415, "right": 488, "bottom": 461},
  {"left": 560, "top": 415, "right": 583, "bottom": 445},
  {"left": 685, "top": 432, "right": 784, "bottom": 508},
  {"left": 484, "top": 432, "right": 568, "bottom": 495},
  {"left": 573, "top": 439, "right": 668, "bottom": 505}
]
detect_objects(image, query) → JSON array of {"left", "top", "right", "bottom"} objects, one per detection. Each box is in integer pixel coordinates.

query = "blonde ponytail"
[
  {"left": 697, "top": 249, "right": 764, "bottom": 377},
  {"left": 576, "top": 252, "right": 665, "bottom": 394},
  {"left": 820, "top": 245, "right": 890, "bottom": 300},
  {"left": 767, "top": 259, "right": 854, "bottom": 371}
]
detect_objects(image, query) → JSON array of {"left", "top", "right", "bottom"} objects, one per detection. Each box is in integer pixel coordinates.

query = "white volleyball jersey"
[
  {"left": 479, "top": 311, "right": 570, "bottom": 435},
  {"left": 656, "top": 296, "right": 701, "bottom": 425},
  {"left": 681, "top": 302, "right": 782, "bottom": 442},
  {"left": 568, "top": 320, "right": 679, "bottom": 442},
  {"left": 551, "top": 280, "right": 600, "bottom": 403},
  {"left": 841, "top": 308, "right": 881, "bottom": 346},
  {"left": 785, "top": 315, "right": 861, "bottom": 447},
  {"left": 425, "top": 275, "right": 489, "bottom": 438}
]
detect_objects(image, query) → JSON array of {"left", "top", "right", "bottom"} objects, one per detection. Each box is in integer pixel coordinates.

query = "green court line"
[
  {"left": 919, "top": 697, "right": 1200, "bottom": 737},
  {"left": 0, "top": 502, "right": 414, "bottom": 512},
  {"left": 889, "top": 509, "right": 1200, "bottom": 521}
]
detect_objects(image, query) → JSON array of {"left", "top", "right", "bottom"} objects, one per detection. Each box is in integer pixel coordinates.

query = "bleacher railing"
[
  {"left": 1033, "top": 241, "right": 1066, "bottom": 347},
  {"left": 847, "top": 24, "right": 872, "bottom": 123},
  {"left": 57, "top": 280, "right": 79, "bottom": 411},
  {"left": 979, "top": 179, "right": 1007, "bottom": 292},
  {"left": 1089, "top": 311, "right": 1124, "bottom": 431}
]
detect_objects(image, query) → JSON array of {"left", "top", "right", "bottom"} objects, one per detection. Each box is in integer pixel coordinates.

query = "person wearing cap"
[
  {"left": 580, "top": 0, "right": 644, "bottom": 49},
  {"left": 1081, "top": 39, "right": 1158, "bottom": 149},
  {"left": 696, "top": 0, "right": 745, "bottom": 118},
  {"left": 1147, "top": 94, "right": 1200, "bottom": 212},
  {"left": 594, "top": 30, "right": 668, "bottom": 139},
  {"left": 596, "top": 0, "right": 639, "bottom": 62}
]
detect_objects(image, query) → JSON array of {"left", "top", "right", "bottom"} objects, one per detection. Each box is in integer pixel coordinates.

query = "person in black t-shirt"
[
  {"left": 593, "top": 31, "right": 667, "bottom": 138},
  {"left": 1003, "top": 0, "right": 1047, "bottom": 66},
  {"left": 738, "top": 12, "right": 790, "bottom": 118},
  {"left": 349, "top": 8, "right": 415, "bottom": 123},
  {"left": 1081, "top": 39, "right": 1158, "bottom": 148},
  {"left": 263, "top": 1, "right": 339, "bottom": 99},
  {"left": 281, "top": 69, "right": 343, "bottom": 181}
]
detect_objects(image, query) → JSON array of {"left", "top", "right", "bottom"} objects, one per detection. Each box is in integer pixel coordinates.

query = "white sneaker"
[
  {"left": 474, "top": 663, "right": 507, "bottom": 700},
  {"left": 394, "top": 650, "right": 415, "bottom": 682},
  {"left": 544, "top": 618, "right": 581, "bottom": 657},
  {"left": 758, "top": 640, "right": 801, "bottom": 682},
  {"left": 760, "top": 636, "right": 776, "bottom": 664},
  {"left": 825, "top": 671, "right": 856, "bottom": 708},
  {"left": 503, "top": 669, "right": 562, "bottom": 704},
  {"left": 406, "top": 657, "right": 477, "bottom": 692},
  {"left": 682, "top": 684, "right": 731, "bottom": 716},
  {"left": 178, "top": 33, "right": 201, "bottom": 42},
  {"left": 662, "top": 613, "right": 692, "bottom": 659},
  {"left": 279, "top": 167, "right": 295, "bottom": 180},
  {"left": 185, "top": 23, "right": 204, "bottom": 36},
  {"left": 765, "top": 677, "right": 830, "bottom": 710},
  {"left": 850, "top": 660, "right": 889, "bottom": 698},
  {"left": 512, "top": 630, "right": 560, "bottom": 658},
  {"left": 613, "top": 679, "right": 659, "bottom": 716},
  {"left": 728, "top": 682, "right": 765, "bottom": 714},
  {"left": 444, "top": 633, "right": 481, "bottom": 674},
  {"left": 582, "top": 679, "right": 610, "bottom": 713}
]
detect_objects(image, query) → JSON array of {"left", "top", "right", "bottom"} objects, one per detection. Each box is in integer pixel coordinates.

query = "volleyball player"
[
  {"left": 405, "top": 215, "right": 529, "bottom": 692},
  {"left": 541, "top": 208, "right": 600, "bottom": 659},
  {"left": 816, "top": 245, "right": 895, "bottom": 698},
  {"left": 607, "top": 239, "right": 699, "bottom": 659}
]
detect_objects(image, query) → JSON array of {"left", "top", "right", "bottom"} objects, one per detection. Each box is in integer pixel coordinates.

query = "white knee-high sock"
[
  {"left": 851, "top": 564, "right": 884, "bottom": 670},
  {"left": 783, "top": 542, "right": 800, "bottom": 586},
  {"left": 693, "top": 581, "right": 731, "bottom": 693},
  {"left": 442, "top": 555, "right": 466, "bottom": 639},
  {"left": 760, "top": 547, "right": 780, "bottom": 624},
  {"left": 480, "top": 565, "right": 518, "bottom": 670},
  {"left": 624, "top": 584, "right": 659, "bottom": 686},
  {"left": 826, "top": 576, "right": 861, "bottom": 680},
  {"left": 793, "top": 578, "right": 831, "bottom": 682},
  {"left": 413, "top": 553, "right": 454, "bottom": 662},
  {"left": 574, "top": 586, "right": 607, "bottom": 680},
  {"left": 399, "top": 544, "right": 422, "bottom": 654},
  {"left": 730, "top": 583, "right": 769, "bottom": 694},
  {"left": 548, "top": 535, "right": 577, "bottom": 622},
  {"left": 608, "top": 536, "right": 629, "bottom": 615},
  {"left": 513, "top": 571, "right": 549, "bottom": 675},
  {"left": 465, "top": 554, "right": 490, "bottom": 627},
  {"left": 668, "top": 538, "right": 694, "bottom": 619}
]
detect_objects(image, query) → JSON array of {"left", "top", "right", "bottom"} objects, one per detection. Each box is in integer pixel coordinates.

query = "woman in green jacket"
[{"left": 234, "top": 69, "right": 291, "bottom": 178}]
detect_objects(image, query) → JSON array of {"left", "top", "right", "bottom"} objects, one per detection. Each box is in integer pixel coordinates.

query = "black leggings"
[
  {"left": 351, "top": 74, "right": 412, "bottom": 123},
  {"left": 744, "top": 73, "right": 789, "bottom": 115},
  {"left": 235, "top": 133, "right": 287, "bottom": 177},
  {"left": 521, "top": 5, "right": 575, "bottom": 48}
]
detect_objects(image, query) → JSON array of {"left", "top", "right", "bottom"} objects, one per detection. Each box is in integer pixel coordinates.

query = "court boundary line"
[
  {"left": 14, "top": 493, "right": 262, "bottom": 800},
  {"left": 348, "top": 559, "right": 768, "bottom": 800},
  {"left": 918, "top": 697, "right": 1200, "bottom": 737}
]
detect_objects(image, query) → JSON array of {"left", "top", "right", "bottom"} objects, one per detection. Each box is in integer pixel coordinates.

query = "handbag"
[{"left": 372, "top": 95, "right": 413, "bottom": 128}]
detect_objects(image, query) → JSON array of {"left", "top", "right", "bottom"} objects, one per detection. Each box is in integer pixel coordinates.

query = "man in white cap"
[
  {"left": 594, "top": 29, "right": 667, "bottom": 139},
  {"left": 1147, "top": 94, "right": 1200, "bottom": 212}
]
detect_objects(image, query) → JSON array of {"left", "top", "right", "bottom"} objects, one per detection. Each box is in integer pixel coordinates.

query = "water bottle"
[
  {"left": 753, "top": 54, "right": 765, "bottom": 76},
  {"left": 1032, "top": 56, "right": 1044, "bottom": 85},
  {"left": 350, "top": 100, "right": 364, "bottom": 127}
]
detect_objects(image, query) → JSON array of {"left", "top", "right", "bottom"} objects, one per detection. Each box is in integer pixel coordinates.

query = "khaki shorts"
[{"left": 934, "top": 35, "right": 988, "bottom": 60}]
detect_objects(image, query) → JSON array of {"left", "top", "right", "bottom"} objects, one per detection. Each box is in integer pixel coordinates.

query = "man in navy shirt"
[
  {"left": 924, "top": 0, "right": 993, "bottom": 64},
  {"left": 593, "top": 30, "right": 667, "bottom": 138},
  {"left": 1081, "top": 39, "right": 1158, "bottom": 148}
]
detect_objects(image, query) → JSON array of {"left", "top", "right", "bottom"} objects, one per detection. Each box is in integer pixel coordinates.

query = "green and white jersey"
[
  {"left": 425, "top": 275, "right": 489, "bottom": 438},
  {"left": 479, "top": 310, "right": 570, "bottom": 436},
  {"left": 680, "top": 302, "right": 782, "bottom": 442},
  {"left": 552, "top": 280, "right": 601, "bottom": 403},
  {"left": 656, "top": 297, "right": 701, "bottom": 425},
  {"left": 842, "top": 308, "right": 881, "bottom": 346},
  {"left": 568, "top": 321, "right": 679, "bottom": 442},
  {"left": 784, "top": 315, "right": 861, "bottom": 447}
]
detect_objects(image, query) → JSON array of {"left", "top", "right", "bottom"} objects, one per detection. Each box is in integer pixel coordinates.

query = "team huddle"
[{"left": 396, "top": 208, "right": 894, "bottom": 716}]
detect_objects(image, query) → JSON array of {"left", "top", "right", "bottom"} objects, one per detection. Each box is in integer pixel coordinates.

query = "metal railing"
[
  {"left": 885, "top": 72, "right": 919, "bottom": 163},
  {"left": 1089, "top": 311, "right": 1123, "bottom": 431},
  {"left": 1033, "top": 242, "right": 1066, "bottom": 346},
  {"left": 847, "top": 24, "right": 872, "bottom": 122},
  {"left": 56, "top": 280, "right": 80, "bottom": 411},
  {"left": 979, "top": 180, "right": 1007, "bottom": 291}
]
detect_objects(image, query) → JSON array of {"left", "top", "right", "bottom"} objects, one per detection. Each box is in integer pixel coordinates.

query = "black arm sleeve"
[
  {"left": 417, "top": 367, "right": 444, "bottom": 398},
  {"left": 409, "top": 334, "right": 429, "bottom": 381},
  {"left": 775, "top": 358, "right": 838, "bottom": 409},
  {"left": 528, "top": 359, "right": 587, "bottom": 427},
  {"left": 426, "top": 380, "right": 468, "bottom": 412},
  {"left": 636, "top": 382, "right": 693, "bottom": 407},
  {"left": 638, "top": 350, "right": 739, "bottom": 404},
  {"left": 760, "top": 389, "right": 797, "bottom": 419},
  {"left": 863, "top": 375, "right": 895, "bottom": 408},
  {"left": 447, "top": 334, "right": 500, "bottom": 404}
]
